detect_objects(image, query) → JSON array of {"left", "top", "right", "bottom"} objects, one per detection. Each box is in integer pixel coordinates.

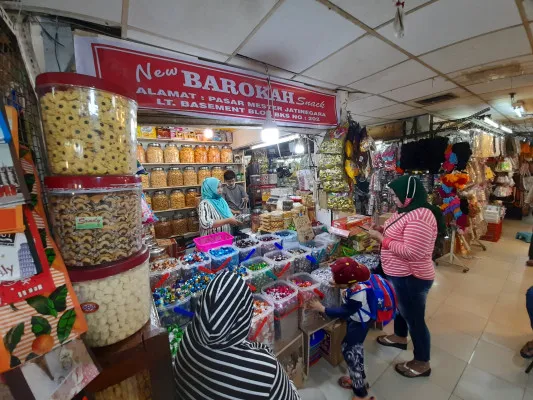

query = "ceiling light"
[
  {"left": 483, "top": 117, "right": 499, "bottom": 128},
  {"left": 294, "top": 137, "right": 305, "bottom": 154},
  {"left": 261, "top": 110, "right": 279, "bottom": 144},
  {"left": 514, "top": 105, "right": 525, "bottom": 118},
  {"left": 203, "top": 128, "right": 214, "bottom": 139},
  {"left": 459, "top": 129, "right": 469, "bottom": 134},
  {"left": 500, "top": 125, "right": 513, "bottom": 134},
  {"left": 251, "top": 134, "right": 299, "bottom": 150}
]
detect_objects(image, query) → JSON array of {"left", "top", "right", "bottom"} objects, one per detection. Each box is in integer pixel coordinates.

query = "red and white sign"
[{"left": 74, "top": 36, "right": 338, "bottom": 128}]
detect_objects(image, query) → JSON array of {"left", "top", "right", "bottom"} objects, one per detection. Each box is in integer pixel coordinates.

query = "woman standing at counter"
[{"left": 198, "top": 177, "right": 241, "bottom": 235}]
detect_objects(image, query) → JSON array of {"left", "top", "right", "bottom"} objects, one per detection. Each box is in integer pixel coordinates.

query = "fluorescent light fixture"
[
  {"left": 261, "top": 110, "right": 279, "bottom": 143},
  {"left": 374, "top": 140, "right": 383, "bottom": 146},
  {"left": 500, "top": 125, "right": 513, "bottom": 134},
  {"left": 514, "top": 105, "right": 524, "bottom": 118},
  {"left": 483, "top": 117, "right": 499, "bottom": 128},
  {"left": 459, "top": 129, "right": 469, "bottom": 134},
  {"left": 251, "top": 134, "right": 299, "bottom": 150},
  {"left": 203, "top": 128, "right": 214, "bottom": 139},
  {"left": 294, "top": 137, "right": 305, "bottom": 154}
]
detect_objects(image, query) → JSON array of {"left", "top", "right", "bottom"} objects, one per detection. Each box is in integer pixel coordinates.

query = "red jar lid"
[
  {"left": 45, "top": 175, "right": 141, "bottom": 191},
  {"left": 36, "top": 72, "right": 137, "bottom": 101},
  {"left": 69, "top": 246, "right": 149, "bottom": 282}
]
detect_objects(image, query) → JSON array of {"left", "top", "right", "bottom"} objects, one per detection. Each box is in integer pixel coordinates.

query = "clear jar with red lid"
[
  {"left": 167, "top": 167, "right": 184, "bottom": 186},
  {"left": 221, "top": 146, "right": 233, "bottom": 163},
  {"left": 208, "top": 146, "right": 221, "bottom": 163},
  {"left": 44, "top": 175, "right": 142, "bottom": 267},
  {"left": 195, "top": 145, "right": 208, "bottom": 164}
]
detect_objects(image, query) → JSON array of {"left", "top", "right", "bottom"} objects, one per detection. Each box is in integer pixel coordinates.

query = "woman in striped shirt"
[
  {"left": 368, "top": 176, "right": 446, "bottom": 379},
  {"left": 198, "top": 177, "right": 241, "bottom": 235}
]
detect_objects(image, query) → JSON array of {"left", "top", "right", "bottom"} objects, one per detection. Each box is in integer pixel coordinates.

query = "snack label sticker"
[
  {"left": 75, "top": 216, "right": 103, "bottom": 230},
  {"left": 80, "top": 302, "right": 100, "bottom": 313}
]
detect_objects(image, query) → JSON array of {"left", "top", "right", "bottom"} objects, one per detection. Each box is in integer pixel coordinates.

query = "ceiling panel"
[
  {"left": 348, "top": 92, "right": 372, "bottom": 102},
  {"left": 422, "top": 95, "right": 485, "bottom": 112},
  {"left": 386, "top": 108, "right": 428, "bottom": 120},
  {"left": 240, "top": 0, "right": 364, "bottom": 73},
  {"left": 291, "top": 76, "right": 339, "bottom": 90},
  {"left": 420, "top": 26, "right": 530, "bottom": 74},
  {"left": 433, "top": 104, "right": 495, "bottom": 119},
  {"left": 449, "top": 55, "right": 533, "bottom": 86},
  {"left": 378, "top": 0, "right": 522, "bottom": 55},
  {"left": 22, "top": 0, "right": 122, "bottom": 23},
  {"left": 347, "top": 96, "right": 397, "bottom": 114},
  {"left": 479, "top": 84, "right": 533, "bottom": 101},
  {"left": 226, "top": 56, "right": 295, "bottom": 79},
  {"left": 467, "top": 74, "right": 533, "bottom": 95},
  {"left": 382, "top": 77, "right": 457, "bottom": 102},
  {"left": 128, "top": 0, "right": 277, "bottom": 54},
  {"left": 330, "top": 0, "right": 432, "bottom": 28},
  {"left": 362, "top": 103, "right": 415, "bottom": 118},
  {"left": 349, "top": 60, "right": 436, "bottom": 94},
  {"left": 126, "top": 29, "right": 229, "bottom": 61},
  {"left": 305, "top": 36, "right": 408, "bottom": 85}
]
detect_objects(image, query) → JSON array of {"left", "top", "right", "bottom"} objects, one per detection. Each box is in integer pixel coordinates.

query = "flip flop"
[
  {"left": 377, "top": 335, "right": 407, "bottom": 350},
  {"left": 394, "top": 362, "right": 431, "bottom": 378},
  {"left": 338, "top": 376, "right": 370, "bottom": 390}
]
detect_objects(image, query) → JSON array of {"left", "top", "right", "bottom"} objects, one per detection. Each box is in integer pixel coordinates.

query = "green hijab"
[
  {"left": 201, "top": 177, "right": 233, "bottom": 219},
  {"left": 388, "top": 175, "right": 446, "bottom": 236}
]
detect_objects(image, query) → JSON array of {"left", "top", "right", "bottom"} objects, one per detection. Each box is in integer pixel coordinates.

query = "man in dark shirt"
[{"left": 222, "top": 170, "right": 248, "bottom": 214}]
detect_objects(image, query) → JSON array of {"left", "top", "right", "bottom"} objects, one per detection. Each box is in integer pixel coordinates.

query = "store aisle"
[{"left": 307, "top": 218, "right": 533, "bottom": 400}]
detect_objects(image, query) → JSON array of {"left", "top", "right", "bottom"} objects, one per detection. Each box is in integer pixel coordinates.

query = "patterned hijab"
[{"left": 201, "top": 177, "right": 233, "bottom": 219}]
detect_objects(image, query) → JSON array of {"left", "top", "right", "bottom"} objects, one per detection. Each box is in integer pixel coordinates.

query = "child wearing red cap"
[{"left": 308, "top": 257, "right": 374, "bottom": 400}]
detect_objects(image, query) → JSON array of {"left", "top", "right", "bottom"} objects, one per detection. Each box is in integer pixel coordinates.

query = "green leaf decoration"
[
  {"left": 49, "top": 285, "right": 67, "bottom": 312},
  {"left": 57, "top": 309, "right": 76, "bottom": 343},
  {"left": 10, "top": 355, "right": 21, "bottom": 368},
  {"left": 30, "top": 193, "right": 38, "bottom": 208},
  {"left": 25, "top": 352, "right": 39, "bottom": 362},
  {"left": 45, "top": 248, "right": 56, "bottom": 265},
  {"left": 27, "top": 296, "right": 57, "bottom": 317},
  {"left": 31, "top": 316, "right": 52, "bottom": 337},
  {"left": 3, "top": 323, "right": 24, "bottom": 353}
]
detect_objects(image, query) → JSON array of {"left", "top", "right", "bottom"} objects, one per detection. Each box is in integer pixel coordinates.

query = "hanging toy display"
[{"left": 437, "top": 172, "right": 470, "bottom": 231}]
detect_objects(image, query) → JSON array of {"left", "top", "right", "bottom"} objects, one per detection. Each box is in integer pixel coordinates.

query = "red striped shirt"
[{"left": 381, "top": 208, "right": 437, "bottom": 280}]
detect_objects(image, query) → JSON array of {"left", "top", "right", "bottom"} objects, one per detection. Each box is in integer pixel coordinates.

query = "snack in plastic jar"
[
  {"left": 154, "top": 216, "right": 173, "bottom": 239},
  {"left": 70, "top": 248, "right": 151, "bottom": 347},
  {"left": 183, "top": 166, "right": 197, "bottom": 186},
  {"left": 45, "top": 175, "right": 142, "bottom": 267},
  {"left": 140, "top": 174, "right": 150, "bottom": 189},
  {"left": 194, "top": 145, "right": 208, "bottom": 163},
  {"left": 248, "top": 295, "right": 275, "bottom": 349},
  {"left": 146, "top": 143, "right": 164, "bottom": 163},
  {"left": 152, "top": 190, "right": 170, "bottom": 211},
  {"left": 169, "top": 189, "right": 186, "bottom": 209},
  {"left": 327, "top": 192, "right": 354, "bottom": 211},
  {"left": 167, "top": 167, "right": 184, "bottom": 186},
  {"left": 187, "top": 210, "right": 200, "bottom": 232},
  {"left": 208, "top": 146, "right": 221, "bottom": 163},
  {"left": 185, "top": 188, "right": 198, "bottom": 207},
  {"left": 150, "top": 167, "right": 167, "bottom": 188},
  {"left": 180, "top": 144, "right": 194, "bottom": 163},
  {"left": 137, "top": 144, "right": 146, "bottom": 163},
  {"left": 211, "top": 166, "right": 224, "bottom": 181},
  {"left": 164, "top": 143, "right": 180, "bottom": 163},
  {"left": 171, "top": 212, "right": 188, "bottom": 236},
  {"left": 36, "top": 73, "right": 137, "bottom": 175},
  {"left": 221, "top": 146, "right": 233, "bottom": 163},
  {"left": 197, "top": 166, "right": 211, "bottom": 184}
]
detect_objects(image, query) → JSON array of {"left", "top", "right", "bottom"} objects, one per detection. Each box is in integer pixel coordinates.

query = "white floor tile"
[
  {"left": 524, "top": 388, "right": 533, "bottom": 400},
  {"left": 482, "top": 320, "right": 531, "bottom": 353},
  {"left": 430, "top": 325, "right": 479, "bottom": 362},
  {"left": 429, "top": 304, "right": 488, "bottom": 339},
  {"left": 454, "top": 365, "right": 525, "bottom": 400},
  {"left": 442, "top": 291, "right": 497, "bottom": 319}
]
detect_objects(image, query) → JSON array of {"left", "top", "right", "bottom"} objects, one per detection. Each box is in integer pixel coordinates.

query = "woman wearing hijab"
[
  {"left": 198, "top": 177, "right": 241, "bottom": 235},
  {"left": 174, "top": 272, "right": 302, "bottom": 399},
  {"left": 368, "top": 175, "right": 446, "bottom": 379}
]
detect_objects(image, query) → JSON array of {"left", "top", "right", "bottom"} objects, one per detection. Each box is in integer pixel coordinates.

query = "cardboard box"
[
  {"left": 319, "top": 320, "right": 346, "bottom": 366},
  {"left": 332, "top": 215, "right": 371, "bottom": 236}
]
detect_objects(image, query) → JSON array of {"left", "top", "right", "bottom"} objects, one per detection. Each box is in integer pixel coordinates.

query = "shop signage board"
[{"left": 74, "top": 35, "right": 338, "bottom": 128}]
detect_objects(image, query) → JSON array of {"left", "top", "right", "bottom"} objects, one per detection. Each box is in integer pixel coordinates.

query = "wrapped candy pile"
[
  {"left": 288, "top": 248, "right": 314, "bottom": 274},
  {"left": 209, "top": 245, "right": 239, "bottom": 271},
  {"left": 289, "top": 274, "right": 324, "bottom": 329},
  {"left": 257, "top": 234, "right": 282, "bottom": 255},
  {"left": 167, "top": 324, "right": 184, "bottom": 357},
  {"left": 352, "top": 254, "right": 380, "bottom": 271},
  {"left": 263, "top": 282, "right": 299, "bottom": 343},
  {"left": 248, "top": 297, "right": 275, "bottom": 349},
  {"left": 242, "top": 257, "right": 276, "bottom": 292},
  {"left": 311, "top": 268, "right": 340, "bottom": 308},
  {"left": 264, "top": 250, "right": 294, "bottom": 278},
  {"left": 149, "top": 258, "right": 181, "bottom": 290},
  {"left": 234, "top": 238, "right": 260, "bottom": 261},
  {"left": 180, "top": 251, "right": 211, "bottom": 280}
]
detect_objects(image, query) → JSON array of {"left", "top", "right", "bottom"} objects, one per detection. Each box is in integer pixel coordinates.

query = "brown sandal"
[
  {"left": 395, "top": 362, "right": 431, "bottom": 378},
  {"left": 377, "top": 335, "right": 407, "bottom": 350}
]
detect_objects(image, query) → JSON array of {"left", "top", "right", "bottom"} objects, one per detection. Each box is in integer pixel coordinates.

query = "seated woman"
[
  {"left": 198, "top": 177, "right": 241, "bottom": 235},
  {"left": 174, "top": 272, "right": 302, "bottom": 399}
]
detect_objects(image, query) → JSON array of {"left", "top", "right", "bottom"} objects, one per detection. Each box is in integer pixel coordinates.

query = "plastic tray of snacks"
[
  {"left": 36, "top": 72, "right": 137, "bottom": 176},
  {"left": 179, "top": 251, "right": 211, "bottom": 280},
  {"left": 45, "top": 175, "right": 142, "bottom": 267},
  {"left": 264, "top": 250, "right": 295, "bottom": 279},
  {"left": 234, "top": 238, "right": 261, "bottom": 262},
  {"left": 149, "top": 257, "right": 181, "bottom": 290},
  {"left": 275, "top": 230, "right": 298, "bottom": 249},
  {"left": 300, "top": 240, "right": 328, "bottom": 264},
  {"left": 311, "top": 267, "right": 341, "bottom": 309},
  {"left": 248, "top": 294, "right": 275, "bottom": 349},
  {"left": 261, "top": 281, "right": 300, "bottom": 345},
  {"left": 315, "top": 233, "right": 341, "bottom": 261},
  {"left": 69, "top": 247, "right": 150, "bottom": 347},
  {"left": 242, "top": 257, "right": 277, "bottom": 293},
  {"left": 154, "top": 294, "right": 194, "bottom": 329},
  {"left": 256, "top": 233, "right": 282, "bottom": 255},
  {"left": 287, "top": 247, "right": 317, "bottom": 274},
  {"left": 194, "top": 231, "right": 234, "bottom": 252},
  {"left": 288, "top": 273, "right": 326, "bottom": 330},
  {"left": 208, "top": 245, "right": 240, "bottom": 272}
]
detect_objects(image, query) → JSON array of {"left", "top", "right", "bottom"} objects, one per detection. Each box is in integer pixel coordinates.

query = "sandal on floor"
[
  {"left": 521, "top": 341, "right": 533, "bottom": 358},
  {"left": 338, "top": 376, "right": 371, "bottom": 390},
  {"left": 394, "top": 362, "right": 431, "bottom": 378},
  {"left": 376, "top": 335, "right": 407, "bottom": 350}
]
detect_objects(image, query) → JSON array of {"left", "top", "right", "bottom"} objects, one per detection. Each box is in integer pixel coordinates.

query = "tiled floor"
[{"left": 305, "top": 217, "right": 533, "bottom": 399}]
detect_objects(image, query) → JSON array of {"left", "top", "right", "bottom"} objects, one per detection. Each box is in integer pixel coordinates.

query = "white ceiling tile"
[
  {"left": 433, "top": 104, "right": 491, "bottom": 119},
  {"left": 349, "top": 60, "right": 436, "bottom": 94},
  {"left": 22, "top": 0, "right": 122, "bottom": 23},
  {"left": 386, "top": 108, "right": 427, "bottom": 120},
  {"left": 291, "top": 76, "right": 339, "bottom": 91},
  {"left": 226, "top": 56, "right": 295, "bottom": 79},
  {"left": 378, "top": 0, "right": 522, "bottom": 55},
  {"left": 467, "top": 74, "right": 533, "bottom": 95},
  {"left": 363, "top": 103, "right": 415, "bottom": 118},
  {"left": 305, "top": 36, "right": 408, "bottom": 85},
  {"left": 382, "top": 77, "right": 457, "bottom": 102},
  {"left": 128, "top": 0, "right": 277, "bottom": 54},
  {"left": 348, "top": 92, "right": 372, "bottom": 101},
  {"left": 420, "top": 26, "right": 530, "bottom": 74},
  {"left": 347, "top": 96, "right": 397, "bottom": 114},
  {"left": 330, "top": 0, "right": 432, "bottom": 28},
  {"left": 240, "top": 0, "right": 364, "bottom": 73},
  {"left": 126, "top": 29, "right": 229, "bottom": 62},
  {"left": 524, "top": 0, "right": 533, "bottom": 20},
  {"left": 422, "top": 95, "right": 485, "bottom": 112},
  {"left": 479, "top": 84, "right": 533, "bottom": 101},
  {"left": 362, "top": 118, "right": 394, "bottom": 126}
]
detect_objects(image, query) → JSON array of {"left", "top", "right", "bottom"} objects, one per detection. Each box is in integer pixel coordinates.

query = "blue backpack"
[{"left": 354, "top": 274, "right": 398, "bottom": 326}]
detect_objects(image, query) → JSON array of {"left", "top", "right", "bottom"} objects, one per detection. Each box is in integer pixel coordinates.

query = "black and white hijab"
[{"left": 174, "top": 272, "right": 300, "bottom": 399}]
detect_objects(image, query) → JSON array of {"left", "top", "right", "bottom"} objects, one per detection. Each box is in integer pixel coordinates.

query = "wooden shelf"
[
  {"left": 143, "top": 182, "right": 244, "bottom": 191},
  {"left": 153, "top": 207, "right": 196, "bottom": 213},
  {"left": 143, "top": 162, "right": 243, "bottom": 167},
  {"left": 137, "top": 138, "right": 233, "bottom": 145}
]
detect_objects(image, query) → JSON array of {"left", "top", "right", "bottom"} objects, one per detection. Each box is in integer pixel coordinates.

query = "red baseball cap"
[{"left": 330, "top": 257, "right": 371, "bottom": 284}]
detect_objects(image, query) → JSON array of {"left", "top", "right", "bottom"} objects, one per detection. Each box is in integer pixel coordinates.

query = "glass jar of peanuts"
[
  {"left": 195, "top": 145, "right": 208, "bottom": 164},
  {"left": 164, "top": 143, "right": 180, "bottom": 163},
  {"left": 198, "top": 166, "right": 211, "bottom": 184},
  {"left": 154, "top": 216, "right": 172, "bottom": 239},
  {"left": 167, "top": 167, "right": 184, "bottom": 186},
  {"left": 170, "top": 189, "right": 185, "bottom": 209},
  {"left": 152, "top": 190, "right": 169, "bottom": 211},
  {"left": 208, "top": 146, "right": 221, "bottom": 163},
  {"left": 150, "top": 167, "right": 167, "bottom": 188},
  {"left": 221, "top": 146, "right": 233, "bottom": 163},
  {"left": 188, "top": 210, "right": 200, "bottom": 233},
  {"left": 145, "top": 193, "right": 152, "bottom": 208},
  {"left": 172, "top": 212, "right": 188, "bottom": 236},
  {"left": 211, "top": 166, "right": 224, "bottom": 181},
  {"left": 180, "top": 144, "right": 194, "bottom": 163},
  {"left": 137, "top": 144, "right": 146, "bottom": 163},
  {"left": 140, "top": 174, "right": 150, "bottom": 189},
  {"left": 183, "top": 166, "right": 197, "bottom": 186},
  {"left": 185, "top": 188, "right": 198, "bottom": 207},
  {"left": 146, "top": 143, "right": 164, "bottom": 163}
]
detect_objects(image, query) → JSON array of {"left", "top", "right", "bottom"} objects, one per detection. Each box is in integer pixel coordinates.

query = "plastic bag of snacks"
[
  {"left": 318, "top": 123, "right": 348, "bottom": 155},
  {"left": 323, "top": 180, "right": 350, "bottom": 192},
  {"left": 327, "top": 192, "right": 354, "bottom": 211},
  {"left": 318, "top": 153, "right": 343, "bottom": 169},
  {"left": 319, "top": 167, "right": 345, "bottom": 182},
  {"left": 248, "top": 295, "right": 275, "bottom": 349}
]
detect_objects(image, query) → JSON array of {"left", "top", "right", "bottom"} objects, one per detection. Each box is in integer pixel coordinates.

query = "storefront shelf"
[
  {"left": 153, "top": 207, "right": 196, "bottom": 213},
  {"left": 143, "top": 182, "right": 244, "bottom": 191},
  {"left": 137, "top": 138, "right": 233, "bottom": 145},
  {"left": 143, "top": 162, "right": 243, "bottom": 167}
]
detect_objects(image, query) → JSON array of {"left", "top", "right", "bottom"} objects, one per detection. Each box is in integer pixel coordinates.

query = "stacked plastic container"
[
  {"left": 264, "top": 250, "right": 295, "bottom": 279},
  {"left": 288, "top": 273, "right": 326, "bottom": 330},
  {"left": 275, "top": 230, "right": 298, "bottom": 250},
  {"left": 287, "top": 247, "right": 316, "bottom": 274},
  {"left": 315, "top": 233, "right": 341, "bottom": 261},
  {"left": 248, "top": 294, "right": 275, "bottom": 349},
  {"left": 256, "top": 234, "right": 282, "bottom": 255},
  {"left": 37, "top": 72, "right": 149, "bottom": 348},
  {"left": 208, "top": 245, "right": 240, "bottom": 272},
  {"left": 234, "top": 238, "right": 261, "bottom": 262},
  {"left": 149, "top": 258, "right": 181, "bottom": 290},
  {"left": 311, "top": 267, "right": 341, "bottom": 309},
  {"left": 300, "top": 240, "right": 328, "bottom": 264},
  {"left": 178, "top": 251, "right": 212, "bottom": 280},
  {"left": 262, "top": 281, "right": 300, "bottom": 346},
  {"left": 242, "top": 257, "right": 277, "bottom": 292}
]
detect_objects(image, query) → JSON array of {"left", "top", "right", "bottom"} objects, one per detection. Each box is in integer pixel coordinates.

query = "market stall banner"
[{"left": 74, "top": 36, "right": 338, "bottom": 128}]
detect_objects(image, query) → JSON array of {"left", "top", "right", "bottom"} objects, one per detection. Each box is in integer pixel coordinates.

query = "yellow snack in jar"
[
  {"left": 183, "top": 167, "right": 197, "bottom": 186},
  {"left": 167, "top": 167, "right": 184, "bottom": 186},
  {"left": 185, "top": 188, "right": 198, "bottom": 207},
  {"left": 146, "top": 143, "right": 164, "bottom": 163},
  {"left": 208, "top": 145, "right": 221, "bottom": 163},
  {"left": 164, "top": 143, "right": 180, "bottom": 163},
  {"left": 197, "top": 167, "right": 211, "bottom": 184},
  {"left": 221, "top": 145, "right": 233, "bottom": 163},
  {"left": 195, "top": 145, "right": 208, "bottom": 163},
  {"left": 180, "top": 144, "right": 194, "bottom": 163}
]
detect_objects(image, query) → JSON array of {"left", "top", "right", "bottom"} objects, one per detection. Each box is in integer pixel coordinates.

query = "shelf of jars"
[
  {"left": 137, "top": 138, "right": 233, "bottom": 145},
  {"left": 143, "top": 181, "right": 245, "bottom": 191},
  {"left": 143, "top": 162, "right": 243, "bottom": 167},
  {"left": 152, "top": 206, "right": 196, "bottom": 214}
]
